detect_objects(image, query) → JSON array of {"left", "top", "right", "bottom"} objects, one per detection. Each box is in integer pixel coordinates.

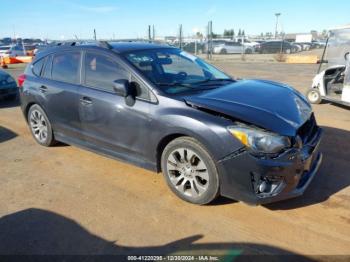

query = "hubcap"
[
  {"left": 30, "top": 110, "right": 48, "bottom": 143},
  {"left": 166, "top": 148, "right": 209, "bottom": 198},
  {"left": 308, "top": 91, "right": 319, "bottom": 102}
]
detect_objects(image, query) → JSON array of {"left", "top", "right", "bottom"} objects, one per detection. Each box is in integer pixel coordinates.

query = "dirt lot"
[{"left": 0, "top": 62, "right": 349, "bottom": 259}]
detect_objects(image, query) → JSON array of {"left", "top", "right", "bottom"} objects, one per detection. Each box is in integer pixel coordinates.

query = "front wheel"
[
  {"left": 161, "top": 137, "right": 219, "bottom": 205},
  {"left": 220, "top": 49, "right": 227, "bottom": 54},
  {"left": 306, "top": 88, "right": 322, "bottom": 104}
]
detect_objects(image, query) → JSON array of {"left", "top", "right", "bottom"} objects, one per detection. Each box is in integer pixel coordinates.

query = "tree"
[
  {"left": 238, "top": 29, "right": 242, "bottom": 37},
  {"left": 242, "top": 30, "right": 245, "bottom": 36},
  {"left": 210, "top": 32, "right": 218, "bottom": 39},
  {"left": 223, "top": 29, "right": 235, "bottom": 38}
]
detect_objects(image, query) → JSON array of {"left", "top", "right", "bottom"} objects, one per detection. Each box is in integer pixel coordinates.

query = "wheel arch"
[
  {"left": 25, "top": 102, "right": 51, "bottom": 124},
  {"left": 24, "top": 102, "right": 37, "bottom": 123},
  {"left": 156, "top": 133, "right": 187, "bottom": 172}
]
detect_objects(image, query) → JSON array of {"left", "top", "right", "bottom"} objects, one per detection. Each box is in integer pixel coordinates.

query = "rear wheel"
[
  {"left": 306, "top": 88, "right": 322, "bottom": 104},
  {"left": 161, "top": 137, "right": 219, "bottom": 205},
  {"left": 245, "top": 48, "right": 253, "bottom": 54},
  {"left": 28, "top": 104, "right": 56, "bottom": 146},
  {"left": 220, "top": 49, "right": 227, "bottom": 54}
]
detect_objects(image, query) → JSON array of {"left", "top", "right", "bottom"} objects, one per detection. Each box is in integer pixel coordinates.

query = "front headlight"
[{"left": 228, "top": 124, "right": 291, "bottom": 154}]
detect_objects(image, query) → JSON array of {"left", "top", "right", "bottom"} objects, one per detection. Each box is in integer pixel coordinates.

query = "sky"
[{"left": 1, "top": 0, "right": 350, "bottom": 40}]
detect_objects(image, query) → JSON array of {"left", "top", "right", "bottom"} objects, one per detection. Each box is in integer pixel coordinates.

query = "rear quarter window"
[
  {"left": 32, "top": 58, "right": 46, "bottom": 76},
  {"left": 41, "top": 55, "right": 53, "bottom": 79}
]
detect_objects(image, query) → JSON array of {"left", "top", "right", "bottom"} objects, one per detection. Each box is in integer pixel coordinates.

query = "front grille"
[{"left": 297, "top": 113, "right": 318, "bottom": 145}]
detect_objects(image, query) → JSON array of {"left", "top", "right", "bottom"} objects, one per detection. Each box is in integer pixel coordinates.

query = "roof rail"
[
  {"left": 54, "top": 40, "right": 113, "bottom": 49},
  {"left": 98, "top": 41, "right": 112, "bottom": 49}
]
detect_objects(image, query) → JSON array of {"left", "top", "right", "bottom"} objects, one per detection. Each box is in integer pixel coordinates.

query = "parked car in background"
[
  {"left": 296, "top": 42, "right": 312, "bottom": 51},
  {"left": 0, "top": 69, "right": 17, "bottom": 100},
  {"left": 291, "top": 42, "right": 303, "bottom": 52},
  {"left": 202, "top": 40, "right": 226, "bottom": 53},
  {"left": 4, "top": 44, "right": 36, "bottom": 57},
  {"left": 237, "top": 38, "right": 260, "bottom": 48},
  {"left": 7, "top": 45, "right": 26, "bottom": 57},
  {"left": 310, "top": 40, "right": 326, "bottom": 49},
  {"left": 257, "top": 41, "right": 296, "bottom": 54},
  {"left": 213, "top": 41, "right": 254, "bottom": 54},
  {"left": 182, "top": 42, "right": 204, "bottom": 54},
  {"left": 0, "top": 46, "right": 11, "bottom": 57},
  {"left": 19, "top": 42, "right": 322, "bottom": 205}
]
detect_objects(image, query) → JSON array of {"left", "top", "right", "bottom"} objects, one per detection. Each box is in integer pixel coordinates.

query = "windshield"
[
  {"left": 124, "top": 48, "right": 232, "bottom": 94},
  {"left": 321, "top": 28, "right": 350, "bottom": 71}
]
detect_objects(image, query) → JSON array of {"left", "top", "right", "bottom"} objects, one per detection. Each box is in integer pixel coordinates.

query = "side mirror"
[
  {"left": 345, "top": 52, "right": 350, "bottom": 62},
  {"left": 113, "top": 79, "right": 129, "bottom": 97}
]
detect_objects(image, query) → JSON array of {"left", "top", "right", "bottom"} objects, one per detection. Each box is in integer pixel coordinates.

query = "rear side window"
[
  {"left": 52, "top": 52, "right": 81, "bottom": 84},
  {"left": 42, "top": 55, "right": 52, "bottom": 79},
  {"left": 32, "top": 58, "right": 45, "bottom": 76},
  {"left": 84, "top": 52, "right": 128, "bottom": 92}
]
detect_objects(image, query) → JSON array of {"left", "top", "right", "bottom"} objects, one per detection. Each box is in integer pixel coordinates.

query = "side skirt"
[{"left": 54, "top": 132, "right": 158, "bottom": 172}]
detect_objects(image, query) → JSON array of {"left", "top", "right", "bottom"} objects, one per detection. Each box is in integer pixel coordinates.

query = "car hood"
[{"left": 184, "top": 79, "right": 312, "bottom": 137}]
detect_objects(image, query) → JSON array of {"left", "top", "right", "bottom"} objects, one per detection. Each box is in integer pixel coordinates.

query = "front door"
[{"left": 78, "top": 50, "right": 153, "bottom": 165}]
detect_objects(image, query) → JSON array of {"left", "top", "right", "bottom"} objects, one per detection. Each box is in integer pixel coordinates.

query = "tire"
[
  {"left": 27, "top": 104, "right": 56, "bottom": 147},
  {"left": 245, "top": 48, "right": 253, "bottom": 54},
  {"left": 161, "top": 137, "right": 219, "bottom": 205},
  {"left": 220, "top": 49, "right": 227, "bottom": 54},
  {"left": 306, "top": 88, "right": 322, "bottom": 104}
]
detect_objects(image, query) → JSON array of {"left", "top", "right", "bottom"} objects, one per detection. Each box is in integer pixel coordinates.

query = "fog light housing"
[
  {"left": 251, "top": 172, "right": 285, "bottom": 197},
  {"left": 258, "top": 181, "right": 268, "bottom": 193}
]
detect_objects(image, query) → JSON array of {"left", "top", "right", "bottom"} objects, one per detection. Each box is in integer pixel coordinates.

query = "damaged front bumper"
[{"left": 217, "top": 126, "right": 323, "bottom": 205}]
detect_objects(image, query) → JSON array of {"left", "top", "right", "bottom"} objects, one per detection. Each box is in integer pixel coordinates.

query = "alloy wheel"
[
  {"left": 166, "top": 148, "right": 209, "bottom": 198},
  {"left": 30, "top": 109, "right": 48, "bottom": 143}
]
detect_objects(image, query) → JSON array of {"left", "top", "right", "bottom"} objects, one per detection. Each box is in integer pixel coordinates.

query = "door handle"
[
  {"left": 80, "top": 97, "right": 92, "bottom": 105},
  {"left": 39, "top": 85, "right": 48, "bottom": 93}
]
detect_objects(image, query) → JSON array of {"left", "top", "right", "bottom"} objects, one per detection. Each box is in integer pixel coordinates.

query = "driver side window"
[
  {"left": 84, "top": 52, "right": 128, "bottom": 93},
  {"left": 84, "top": 52, "right": 150, "bottom": 100}
]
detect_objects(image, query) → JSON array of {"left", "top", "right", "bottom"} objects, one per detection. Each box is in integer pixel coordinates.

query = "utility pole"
[
  {"left": 274, "top": 13, "right": 281, "bottom": 39},
  {"left": 94, "top": 29, "right": 97, "bottom": 40},
  {"left": 207, "top": 21, "right": 213, "bottom": 60},
  {"left": 152, "top": 25, "right": 155, "bottom": 41},
  {"left": 148, "top": 25, "right": 152, "bottom": 42},
  {"left": 179, "top": 24, "right": 183, "bottom": 49}
]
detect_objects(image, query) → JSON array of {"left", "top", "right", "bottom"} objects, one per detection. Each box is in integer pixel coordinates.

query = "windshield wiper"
[
  {"left": 156, "top": 82, "right": 196, "bottom": 89},
  {"left": 193, "top": 78, "right": 236, "bottom": 85}
]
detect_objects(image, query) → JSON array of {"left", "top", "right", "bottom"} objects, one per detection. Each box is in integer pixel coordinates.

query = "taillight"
[{"left": 18, "top": 74, "right": 26, "bottom": 88}]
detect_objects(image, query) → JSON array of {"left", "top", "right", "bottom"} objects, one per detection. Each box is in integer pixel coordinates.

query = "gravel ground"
[{"left": 0, "top": 61, "right": 349, "bottom": 259}]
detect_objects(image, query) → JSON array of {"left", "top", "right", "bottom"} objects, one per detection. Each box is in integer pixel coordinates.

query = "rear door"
[
  {"left": 37, "top": 51, "right": 82, "bottom": 140},
  {"left": 78, "top": 50, "right": 153, "bottom": 164}
]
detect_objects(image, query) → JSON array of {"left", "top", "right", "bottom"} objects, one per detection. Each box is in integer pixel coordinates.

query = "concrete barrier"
[{"left": 286, "top": 55, "right": 318, "bottom": 64}]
